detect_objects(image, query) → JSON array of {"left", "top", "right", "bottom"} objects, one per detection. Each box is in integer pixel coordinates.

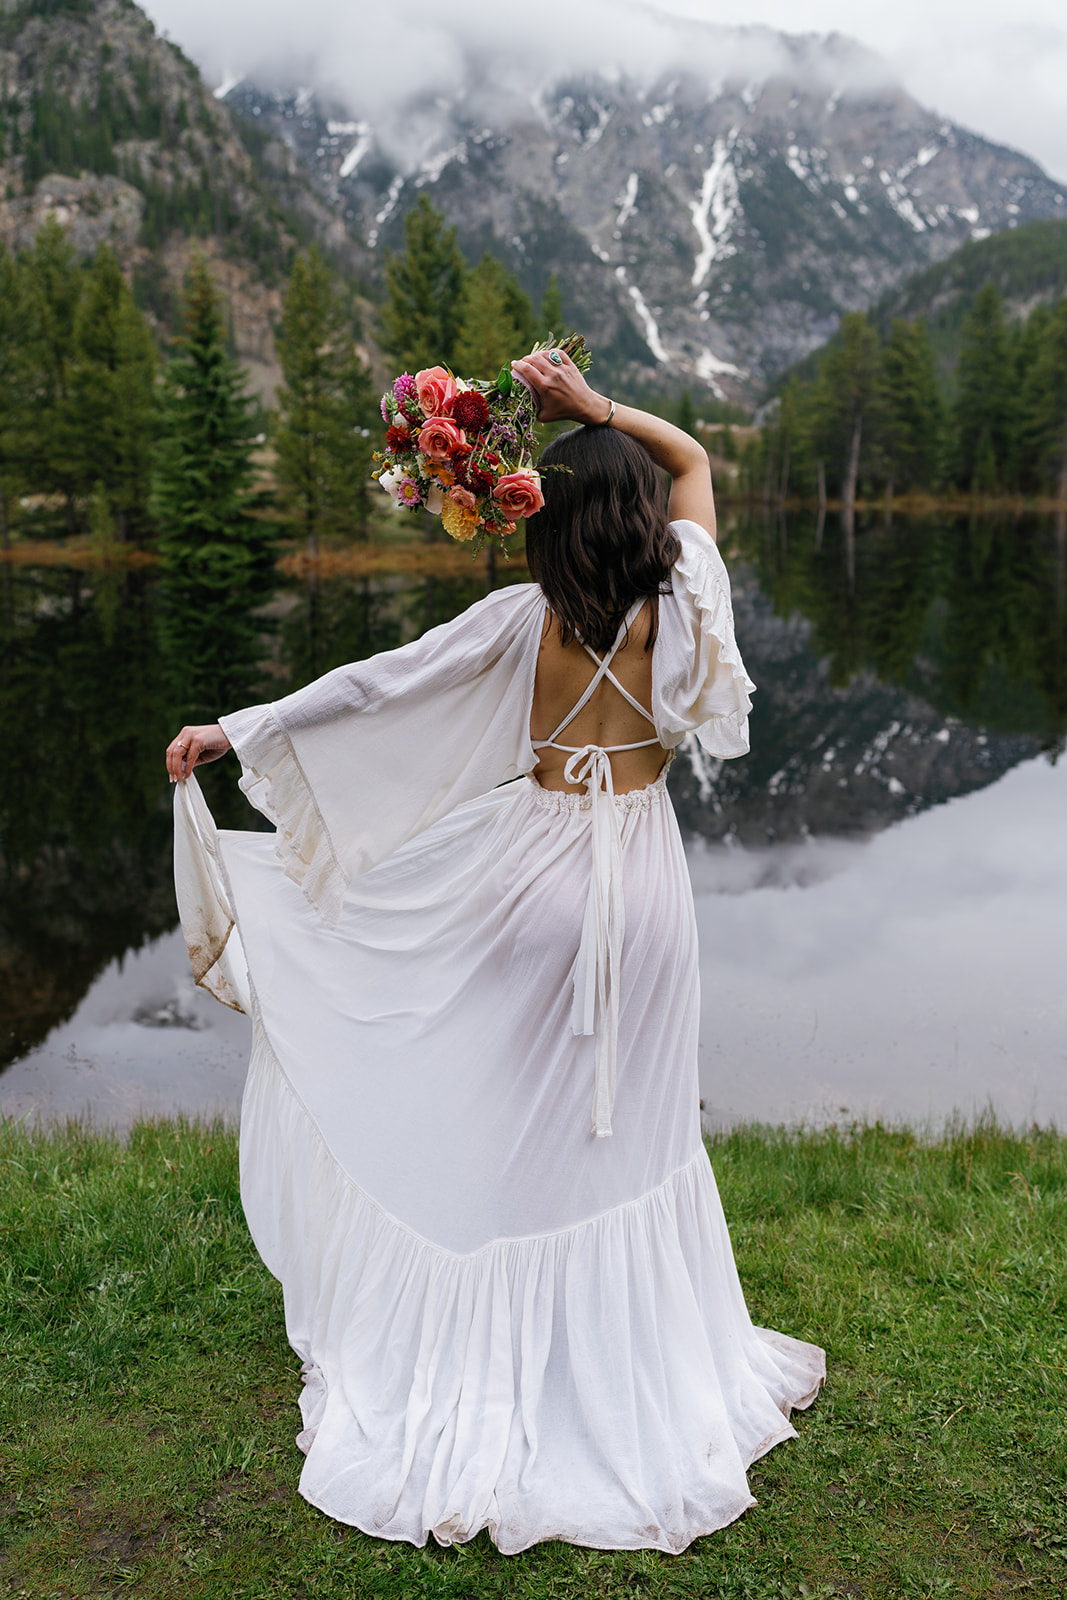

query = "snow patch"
[
  {"left": 689, "top": 131, "right": 741, "bottom": 289},
  {"left": 368, "top": 174, "right": 404, "bottom": 244},
  {"left": 616, "top": 172, "right": 639, "bottom": 229},
  {"left": 616, "top": 270, "right": 670, "bottom": 364},
  {"left": 213, "top": 72, "right": 242, "bottom": 101},
  {"left": 878, "top": 169, "right": 927, "bottom": 232},
  {"left": 418, "top": 143, "right": 467, "bottom": 184},
  {"left": 695, "top": 347, "right": 746, "bottom": 401},
  {"left": 337, "top": 121, "right": 373, "bottom": 180},
  {"left": 583, "top": 99, "right": 613, "bottom": 146}
]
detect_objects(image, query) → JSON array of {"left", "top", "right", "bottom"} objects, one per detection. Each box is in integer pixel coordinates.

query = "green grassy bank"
[{"left": 1, "top": 1119, "right": 1064, "bottom": 1599}]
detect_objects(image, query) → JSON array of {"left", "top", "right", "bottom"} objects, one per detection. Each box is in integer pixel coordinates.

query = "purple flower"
[
  {"left": 394, "top": 373, "right": 418, "bottom": 408},
  {"left": 396, "top": 477, "right": 422, "bottom": 507},
  {"left": 380, "top": 393, "right": 391, "bottom": 423}
]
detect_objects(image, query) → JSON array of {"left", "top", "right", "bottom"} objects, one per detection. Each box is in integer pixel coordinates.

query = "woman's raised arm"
[{"left": 510, "top": 349, "right": 717, "bottom": 539}]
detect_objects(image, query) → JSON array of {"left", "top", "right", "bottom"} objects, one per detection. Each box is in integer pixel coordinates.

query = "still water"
[{"left": 2, "top": 510, "right": 1065, "bottom": 1130}]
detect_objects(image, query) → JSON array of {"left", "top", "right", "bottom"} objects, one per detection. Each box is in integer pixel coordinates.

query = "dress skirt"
[{"left": 205, "top": 762, "right": 825, "bottom": 1554}]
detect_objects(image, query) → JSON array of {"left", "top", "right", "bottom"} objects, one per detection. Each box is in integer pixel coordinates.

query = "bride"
[{"left": 166, "top": 348, "right": 824, "bottom": 1555}]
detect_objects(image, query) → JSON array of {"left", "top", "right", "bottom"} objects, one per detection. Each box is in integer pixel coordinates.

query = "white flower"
[
  {"left": 378, "top": 467, "right": 404, "bottom": 504},
  {"left": 425, "top": 483, "right": 444, "bottom": 514}
]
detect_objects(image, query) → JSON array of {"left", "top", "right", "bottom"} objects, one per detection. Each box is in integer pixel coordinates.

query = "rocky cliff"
[
  {"left": 226, "top": 36, "right": 1067, "bottom": 401},
  {"left": 0, "top": 0, "right": 354, "bottom": 394}
]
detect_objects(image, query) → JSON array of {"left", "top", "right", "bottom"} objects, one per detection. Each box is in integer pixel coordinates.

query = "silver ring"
[{"left": 547, "top": 350, "right": 563, "bottom": 366}]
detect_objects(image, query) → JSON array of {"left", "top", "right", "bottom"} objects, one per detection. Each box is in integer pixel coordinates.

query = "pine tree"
[
  {"left": 880, "top": 318, "right": 943, "bottom": 492},
  {"left": 809, "top": 313, "right": 883, "bottom": 507},
  {"left": 675, "top": 390, "right": 698, "bottom": 439},
  {"left": 18, "top": 217, "right": 83, "bottom": 525},
  {"left": 272, "top": 246, "right": 375, "bottom": 554},
  {"left": 953, "top": 286, "right": 1013, "bottom": 493},
  {"left": 380, "top": 195, "right": 467, "bottom": 373},
  {"left": 67, "top": 244, "right": 158, "bottom": 538},
  {"left": 0, "top": 247, "right": 27, "bottom": 547},
  {"left": 152, "top": 254, "right": 269, "bottom": 584},
  {"left": 1017, "top": 297, "right": 1067, "bottom": 498},
  {"left": 453, "top": 254, "right": 535, "bottom": 379},
  {"left": 539, "top": 272, "right": 564, "bottom": 339}
]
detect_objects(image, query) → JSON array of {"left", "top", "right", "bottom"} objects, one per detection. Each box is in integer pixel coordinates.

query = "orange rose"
[
  {"left": 415, "top": 366, "right": 457, "bottom": 418},
  {"left": 492, "top": 470, "right": 544, "bottom": 520},
  {"left": 418, "top": 417, "right": 467, "bottom": 462}
]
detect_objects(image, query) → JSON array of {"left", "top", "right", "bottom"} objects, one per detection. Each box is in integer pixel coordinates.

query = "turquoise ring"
[{"left": 548, "top": 350, "right": 564, "bottom": 366}]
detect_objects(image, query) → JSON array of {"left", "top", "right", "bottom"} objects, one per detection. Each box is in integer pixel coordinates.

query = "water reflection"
[
  {"left": 670, "top": 509, "right": 1063, "bottom": 843},
  {"left": 1, "top": 511, "right": 1064, "bottom": 1122}
]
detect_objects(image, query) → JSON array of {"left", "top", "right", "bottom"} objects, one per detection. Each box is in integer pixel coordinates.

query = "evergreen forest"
[{"left": 756, "top": 287, "right": 1067, "bottom": 507}]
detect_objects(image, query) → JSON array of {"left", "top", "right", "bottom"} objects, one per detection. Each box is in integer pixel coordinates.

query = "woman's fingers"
[
  {"left": 512, "top": 352, "right": 583, "bottom": 422},
  {"left": 166, "top": 723, "right": 231, "bottom": 783}
]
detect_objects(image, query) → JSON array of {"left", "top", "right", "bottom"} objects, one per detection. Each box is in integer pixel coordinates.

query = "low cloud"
[{"left": 143, "top": 0, "right": 894, "bottom": 157}]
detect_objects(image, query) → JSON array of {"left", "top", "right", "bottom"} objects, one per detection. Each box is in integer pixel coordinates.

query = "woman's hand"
[
  {"left": 166, "top": 723, "right": 232, "bottom": 783},
  {"left": 511, "top": 349, "right": 613, "bottom": 427}
]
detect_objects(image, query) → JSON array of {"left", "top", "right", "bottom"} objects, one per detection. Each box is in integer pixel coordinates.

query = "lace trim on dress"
[{"left": 527, "top": 760, "right": 671, "bottom": 815}]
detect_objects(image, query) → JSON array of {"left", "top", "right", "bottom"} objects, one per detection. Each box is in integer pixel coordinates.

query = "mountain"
[
  {"left": 224, "top": 39, "right": 1067, "bottom": 402},
  {"left": 0, "top": 0, "right": 358, "bottom": 394},
  {"left": 871, "top": 217, "right": 1067, "bottom": 375}
]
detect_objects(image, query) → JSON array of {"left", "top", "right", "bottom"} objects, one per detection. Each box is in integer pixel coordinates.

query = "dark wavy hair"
[{"left": 524, "top": 426, "right": 680, "bottom": 653}]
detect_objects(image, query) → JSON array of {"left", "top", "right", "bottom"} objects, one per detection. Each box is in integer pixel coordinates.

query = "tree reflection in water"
[{"left": 0, "top": 521, "right": 1062, "bottom": 1066}]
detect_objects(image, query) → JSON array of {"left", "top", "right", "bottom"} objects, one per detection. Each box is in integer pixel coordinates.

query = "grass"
[{"left": 0, "top": 1117, "right": 1064, "bottom": 1599}]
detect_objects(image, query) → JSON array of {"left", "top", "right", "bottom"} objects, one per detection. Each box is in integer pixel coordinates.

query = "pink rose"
[
  {"left": 492, "top": 470, "right": 544, "bottom": 520},
  {"left": 418, "top": 417, "right": 467, "bottom": 462},
  {"left": 449, "top": 484, "right": 478, "bottom": 511},
  {"left": 415, "top": 366, "right": 457, "bottom": 418}
]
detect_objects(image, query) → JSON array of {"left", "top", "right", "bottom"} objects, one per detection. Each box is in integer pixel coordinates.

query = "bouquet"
[{"left": 373, "top": 334, "right": 592, "bottom": 553}]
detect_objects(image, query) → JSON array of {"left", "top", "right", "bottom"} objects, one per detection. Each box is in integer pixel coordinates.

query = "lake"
[{"left": 2, "top": 507, "right": 1065, "bottom": 1131}]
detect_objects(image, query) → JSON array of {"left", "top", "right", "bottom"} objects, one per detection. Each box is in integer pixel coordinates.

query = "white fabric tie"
[{"left": 565, "top": 744, "right": 626, "bottom": 1139}]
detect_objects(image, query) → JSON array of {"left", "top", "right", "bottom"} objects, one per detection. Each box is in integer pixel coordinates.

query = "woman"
[{"left": 166, "top": 349, "right": 824, "bottom": 1554}]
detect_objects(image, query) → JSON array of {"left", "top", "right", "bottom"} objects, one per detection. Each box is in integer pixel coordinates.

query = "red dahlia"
[
  {"left": 467, "top": 465, "right": 495, "bottom": 495},
  {"left": 452, "top": 391, "right": 490, "bottom": 432},
  {"left": 386, "top": 424, "right": 411, "bottom": 451}
]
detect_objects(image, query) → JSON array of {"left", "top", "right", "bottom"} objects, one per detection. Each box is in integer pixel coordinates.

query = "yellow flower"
[{"left": 441, "top": 499, "right": 481, "bottom": 542}]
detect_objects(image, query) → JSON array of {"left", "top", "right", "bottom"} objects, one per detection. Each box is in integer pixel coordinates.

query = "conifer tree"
[
  {"left": 880, "top": 317, "right": 943, "bottom": 492},
  {"left": 453, "top": 254, "right": 534, "bottom": 379},
  {"left": 0, "top": 247, "right": 27, "bottom": 547},
  {"left": 67, "top": 244, "right": 158, "bottom": 538},
  {"left": 675, "top": 390, "right": 698, "bottom": 439},
  {"left": 153, "top": 254, "right": 269, "bottom": 583},
  {"left": 272, "top": 246, "right": 374, "bottom": 554},
  {"left": 809, "top": 312, "right": 883, "bottom": 509},
  {"left": 380, "top": 196, "right": 467, "bottom": 373},
  {"left": 539, "top": 272, "right": 564, "bottom": 339},
  {"left": 953, "top": 285, "right": 1013, "bottom": 493},
  {"left": 19, "top": 217, "right": 82, "bottom": 525},
  {"left": 1017, "top": 297, "right": 1067, "bottom": 498}
]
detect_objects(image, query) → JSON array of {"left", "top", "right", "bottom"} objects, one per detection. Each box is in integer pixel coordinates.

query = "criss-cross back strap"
[{"left": 532, "top": 599, "right": 658, "bottom": 754}]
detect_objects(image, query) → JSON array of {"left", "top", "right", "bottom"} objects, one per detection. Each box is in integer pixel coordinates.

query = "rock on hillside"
[
  {"left": 228, "top": 42, "right": 1067, "bottom": 401},
  {"left": 0, "top": 0, "right": 354, "bottom": 395}
]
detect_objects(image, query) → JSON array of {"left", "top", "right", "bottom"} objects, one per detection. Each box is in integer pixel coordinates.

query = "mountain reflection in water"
[{"left": 1, "top": 511, "right": 1064, "bottom": 1122}]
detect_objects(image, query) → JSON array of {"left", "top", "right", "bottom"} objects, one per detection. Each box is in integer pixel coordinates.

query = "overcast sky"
[{"left": 141, "top": 0, "right": 1067, "bottom": 184}]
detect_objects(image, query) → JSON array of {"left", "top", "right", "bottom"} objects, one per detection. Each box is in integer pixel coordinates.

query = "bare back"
[{"left": 530, "top": 602, "right": 668, "bottom": 794}]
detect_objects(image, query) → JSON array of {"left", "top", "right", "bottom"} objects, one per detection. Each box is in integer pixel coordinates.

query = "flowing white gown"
[{"left": 173, "top": 518, "right": 825, "bottom": 1554}]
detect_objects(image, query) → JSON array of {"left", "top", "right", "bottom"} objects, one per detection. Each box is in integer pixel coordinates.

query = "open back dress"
[{"left": 173, "top": 517, "right": 825, "bottom": 1554}]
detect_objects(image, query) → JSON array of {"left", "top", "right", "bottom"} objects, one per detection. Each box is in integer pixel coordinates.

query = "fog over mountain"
[{"left": 147, "top": 1, "right": 897, "bottom": 156}]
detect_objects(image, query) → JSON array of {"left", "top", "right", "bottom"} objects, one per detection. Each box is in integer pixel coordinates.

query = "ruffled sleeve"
[
  {"left": 218, "top": 583, "right": 545, "bottom": 925},
  {"left": 652, "top": 518, "right": 755, "bottom": 758}
]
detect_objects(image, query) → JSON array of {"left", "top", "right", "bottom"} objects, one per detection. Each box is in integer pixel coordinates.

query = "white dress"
[{"left": 173, "top": 518, "right": 825, "bottom": 1555}]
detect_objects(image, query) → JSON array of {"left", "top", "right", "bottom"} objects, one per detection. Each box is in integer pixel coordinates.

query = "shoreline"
[{"left": 2, "top": 490, "right": 1065, "bottom": 574}]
